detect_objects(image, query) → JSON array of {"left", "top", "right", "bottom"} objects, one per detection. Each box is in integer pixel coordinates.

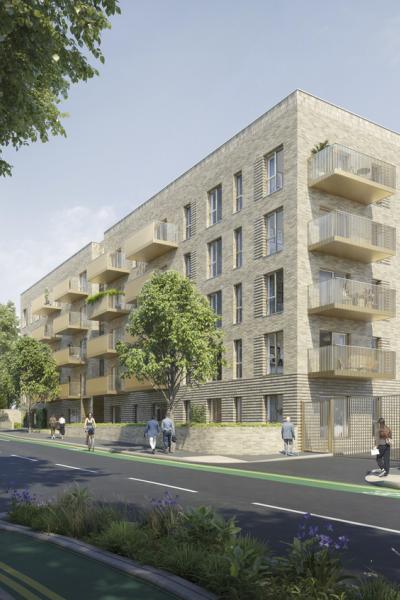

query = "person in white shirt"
[{"left": 58, "top": 416, "right": 66, "bottom": 440}]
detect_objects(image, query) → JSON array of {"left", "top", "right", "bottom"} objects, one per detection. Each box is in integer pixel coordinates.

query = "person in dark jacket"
[
  {"left": 281, "top": 416, "right": 295, "bottom": 456},
  {"left": 374, "top": 417, "right": 392, "bottom": 477},
  {"left": 144, "top": 418, "right": 160, "bottom": 454}
]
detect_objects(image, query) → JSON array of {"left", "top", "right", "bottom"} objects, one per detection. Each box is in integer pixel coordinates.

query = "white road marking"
[
  {"left": 10, "top": 454, "right": 38, "bottom": 462},
  {"left": 128, "top": 477, "right": 198, "bottom": 493},
  {"left": 55, "top": 463, "right": 97, "bottom": 474},
  {"left": 252, "top": 502, "right": 400, "bottom": 535}
]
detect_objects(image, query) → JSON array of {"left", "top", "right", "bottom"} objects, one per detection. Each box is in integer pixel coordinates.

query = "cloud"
[{"left": 0, "top": 204, "right": 117, "bottom": 311}]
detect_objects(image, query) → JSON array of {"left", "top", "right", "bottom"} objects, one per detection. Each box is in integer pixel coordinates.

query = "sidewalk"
[{"left": 0, "top": 429, "right": 328, "bottom": 464}]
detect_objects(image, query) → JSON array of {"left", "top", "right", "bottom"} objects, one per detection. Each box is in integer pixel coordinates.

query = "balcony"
[
  {"left": 53, "top": 346, "right": 85, "bottom": 367},
  {"left": 87, "top": 294, "right": 130, "bottom": 322},
  {"left": 86, "top": 374, "right": 117, "bottom": 396},
  {"left": 59, "top": 381, "right": 81, "bottom": 400},
  {"left": 308, "top": 144, "right": 396, "bottom": 204},
  {"left": 308, "top": 279, "right": 396, "bottom": 321},
  {"left": 125, "top": 221, "right": 178, "bottom": 262},
  {"left": 53, "top": 277, "right": 89, "bottom": 303},
  {"left": 53, "top": 312, "right": 90, "bottom": 335},
  {"left": 308, "top": 210, "right": 396, "bottom": 263},
  {"left": 31, "top": 294, "right": 61, "bottom": 317},
  {"left": 308, "top": 345, "right": 395, "bottom": 379},
  {"left": 125, "top": 266, "right": 155, "bottom": 302},
  {"left": 31, "top": 323, "right": 59, "bottom": 343},
  {"left": 87, "top": 251, "right": 131, "bottom": 284},
  {"left": 120, "top": 374, "right": 153, "bottom": 392},
  {"left": 87, "top": 332, "right": 121, "bottom": 358}
]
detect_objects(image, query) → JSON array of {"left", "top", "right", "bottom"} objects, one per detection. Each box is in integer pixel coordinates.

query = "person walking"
[
  {"left": 58, "top": 415, "right": 66, "bottom": 440},
  {"left": 84, "top": 412, "right": 96, "bottom": 451},
  {"left": 144, "top": 417, "right": 160, "bottom": 454},
  {"left": 281, "top": 416, "right": 295, "bottom": 456},
  {"left": 161, "top": 411, "right": 175, "bottom": 453},
  {"left": 49, "top": 415, "right": 57, "bottom": 440},
  {"left": 374, "top": 417, "right": 392, "bottom": 477}
]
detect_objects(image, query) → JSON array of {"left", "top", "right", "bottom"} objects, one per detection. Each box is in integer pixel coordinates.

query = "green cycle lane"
[
  {"left": 1, "top": 432, "right": 400, "bottom": 500},
  {"left": 0, "top": 530, "right": 178, "bottom": 600}
]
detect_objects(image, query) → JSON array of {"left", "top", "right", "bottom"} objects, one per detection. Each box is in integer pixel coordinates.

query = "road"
[{"left": 1, "top": 433, "right": 400, "bottom": 583}]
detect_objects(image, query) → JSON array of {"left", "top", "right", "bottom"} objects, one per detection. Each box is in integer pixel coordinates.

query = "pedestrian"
[
  {"left": 161, "top": 411, "right": 175, "bottom": 453},
  {"left": 144, "top": 416, "right": 160, "bottom": 454},
  {"left": 281, "top": 416, "right": 295, "bottom": 456},
  {"left": 374, "top": 417, "right": 392, "bottom": 477},
  {"left": 58, "top": 415, "right": 66, "bottom": 441},
  {"left": 49, "top": 414, "right": 57, "bottom": 440},
  {"left": 84, "top": 412, "right": 96, "bottom": 451}
]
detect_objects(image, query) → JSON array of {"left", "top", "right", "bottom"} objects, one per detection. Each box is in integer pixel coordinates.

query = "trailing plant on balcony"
[
  {"left": 86, "top": 289, "right": 125, "bottom": 305},
  {"left": 311, "top": 140, "right": 329, "bottom": 155}
]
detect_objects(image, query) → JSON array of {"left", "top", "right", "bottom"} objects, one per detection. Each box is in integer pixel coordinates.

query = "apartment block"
[{"left": 20, "top": 90, "right": 400, "bottom": 432}]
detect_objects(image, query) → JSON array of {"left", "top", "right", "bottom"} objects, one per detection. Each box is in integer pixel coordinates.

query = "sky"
[{"left": 1, "top": 0, "right": 400, "bottom": 311}]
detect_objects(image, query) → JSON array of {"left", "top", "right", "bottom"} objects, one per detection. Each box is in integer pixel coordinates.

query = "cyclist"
[{"left": 84, "top": 412, "right": 96, "bottom": 451}]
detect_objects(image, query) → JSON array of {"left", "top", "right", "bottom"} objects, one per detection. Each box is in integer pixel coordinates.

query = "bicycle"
[{"left": 85, "top": 428, "right": 95, "bottom": 451}]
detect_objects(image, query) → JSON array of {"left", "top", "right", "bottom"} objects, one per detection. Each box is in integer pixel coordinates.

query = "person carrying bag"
[{"left": 373, "top": 418, "right": 392, "bottom": 477}]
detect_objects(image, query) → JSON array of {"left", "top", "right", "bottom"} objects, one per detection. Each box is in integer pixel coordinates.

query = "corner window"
[
  {"left": 265, "top": 147, "right": 283, "bottom": 195},
  {"left": 184, "top": 204, "right": 192, "bottom": 240},
  {"left": 234, "top": 172, "right": 243, "bottom": 212},
  {"left": 265, "top": 208, "right": 283, "bottom": 256},
  {"left": 264, "top": 331, "right": 283, "bottom": 375},
  {"left": 208, "top": 185, "right": 222, "bottom": 225},
  {"left": 208, "top": 238, "right": 222, "bottom": 278}
]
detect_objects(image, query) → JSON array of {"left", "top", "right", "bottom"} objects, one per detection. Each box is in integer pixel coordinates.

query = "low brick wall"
[
  {"left": 0, "top": 409, "right": 24, "bottom": 429},
  {"left": 67, "top": 424, "right": 288, "bottom": 455}
]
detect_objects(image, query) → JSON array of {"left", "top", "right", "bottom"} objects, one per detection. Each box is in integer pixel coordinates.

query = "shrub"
[
  {"left": 13, "top": 422, "right": 22, "bottom": 429},
  {"left": 189, "top": 404, "right": 206, "bottom": 424},
  {"left": 349, "top": 577, "right": 400, "bottom": 600},
  {"left": 181, "top": 505, "right": 241, "bottom": 550},
  {"left": 86, "top": 289, "right": 125, "bottom": 305},
  {"left": 144, "top": 491, "right": 184, "bottom": 537}
]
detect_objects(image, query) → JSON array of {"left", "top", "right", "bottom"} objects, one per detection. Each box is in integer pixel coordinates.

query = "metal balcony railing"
[
  {"left": 308, "top": 345, "right": 395, "bottom": 379},
  {"left": 308, "top": 210, "right": 396, "bottom": 252},
  {"left": 308, "top": 278, "right": 396, "bottom": 317},
  {"left": 308, "top": 144, "right": 396, "bottom": 189}
]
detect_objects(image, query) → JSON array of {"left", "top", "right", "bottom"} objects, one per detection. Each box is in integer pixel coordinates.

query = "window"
[
  {"left": 80, "top": 373, "right": 86, "bottom": 396},
  {"left": 234, "top": 339, "right": 243, "bottom": 379},
  {"left": 68, "top": 408, "right": 79, "bottom": 424},
  {"left": 208, "top": 185, "right": 222, "bottom": 225},
  {"left": 79, "top": 270, "right": 88, "bottom": 293},
  {"left": 184, "top": 204, "right": 192, "bottom": 239},
  {"left": 112, "top": 406, "right": 121, "bottom": 423},
  {"left": 22, "top": 309, "right": 28, "bottom": 328},
  {"left": 132, "top": 404, "right": 138, "bottom": 423},
  {"left": 234, "top": 227, "right": 243, "bottom": 268},
  {"left": 319, "top": 331, "right": 349, "bottom": 347},
  {"left": 333, "top": 397, "right": 349, "bottom": 439},
  {"left": 234, "top": 172, "right": 243, "bottom": 212},
  {"left": 265, "top": 147, "right": 283, "bottom": 194},
  {"left": 265, "top": 208, "right": 283, "bottom": 256},
  {"left": 264, "top": 394, "right": 283, "bottom": 422},
  {"left": 152, "top": 404, "right": 166, "bottom": 421},
  {"left": 184, "top": 253, "right": 192, "bottom": 279},
  {"left": 265, "top": 269, "right": 283, "bottom": 315},
  {"left": 265, "top": 331, "right": 283, "bottom": 374},
  {"left": 99, "top": 358, "right": 105, "bottom": 377},
  {"left": 208, "top": 398, "right": 222, "bottom": 423},
  {"left": 234, "top": 283, "right": 243, "bottom": 324},
  {"left": 208, "top": 291, "right": 222, "bottom": 327},
  {"left": 234, "top": 397, "right": 242, "bottom": 422},
  {"left": 208, "top": 238, "right": 222, "bottom": 278},
  {"left": 184, "top": 400, "right": 191, "bottom": 423}
]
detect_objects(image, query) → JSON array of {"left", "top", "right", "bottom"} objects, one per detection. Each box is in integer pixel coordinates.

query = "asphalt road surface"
[{"left": 1, "top": 434, "right": 400, "bottom": 583}]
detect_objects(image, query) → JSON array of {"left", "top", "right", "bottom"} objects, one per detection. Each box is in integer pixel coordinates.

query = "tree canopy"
[
  {"left": 10, "top": 336, "right": 59, "bottom": 428},
  {"left": 0, "top": 0, "right": 121, "bottom": 176},
  {"left": 0, "top": 302, "right": 19, "bottom": 408},
  {"left": 117, "top": 271, "right": 225, "bottom": 414}
]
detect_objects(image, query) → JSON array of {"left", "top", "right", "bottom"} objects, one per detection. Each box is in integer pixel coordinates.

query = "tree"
[
  {"left": 0, "top": 302, "right": 19, "bottom": 408},
  {"left": 10, "top": 337, "right": 59, "bottom": 431},
  {"left": 117, "top": 271, "right": 225, "bottom": 416},
  {"left": 0, "top": 0, "right": 121, "bottom": 176}
]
